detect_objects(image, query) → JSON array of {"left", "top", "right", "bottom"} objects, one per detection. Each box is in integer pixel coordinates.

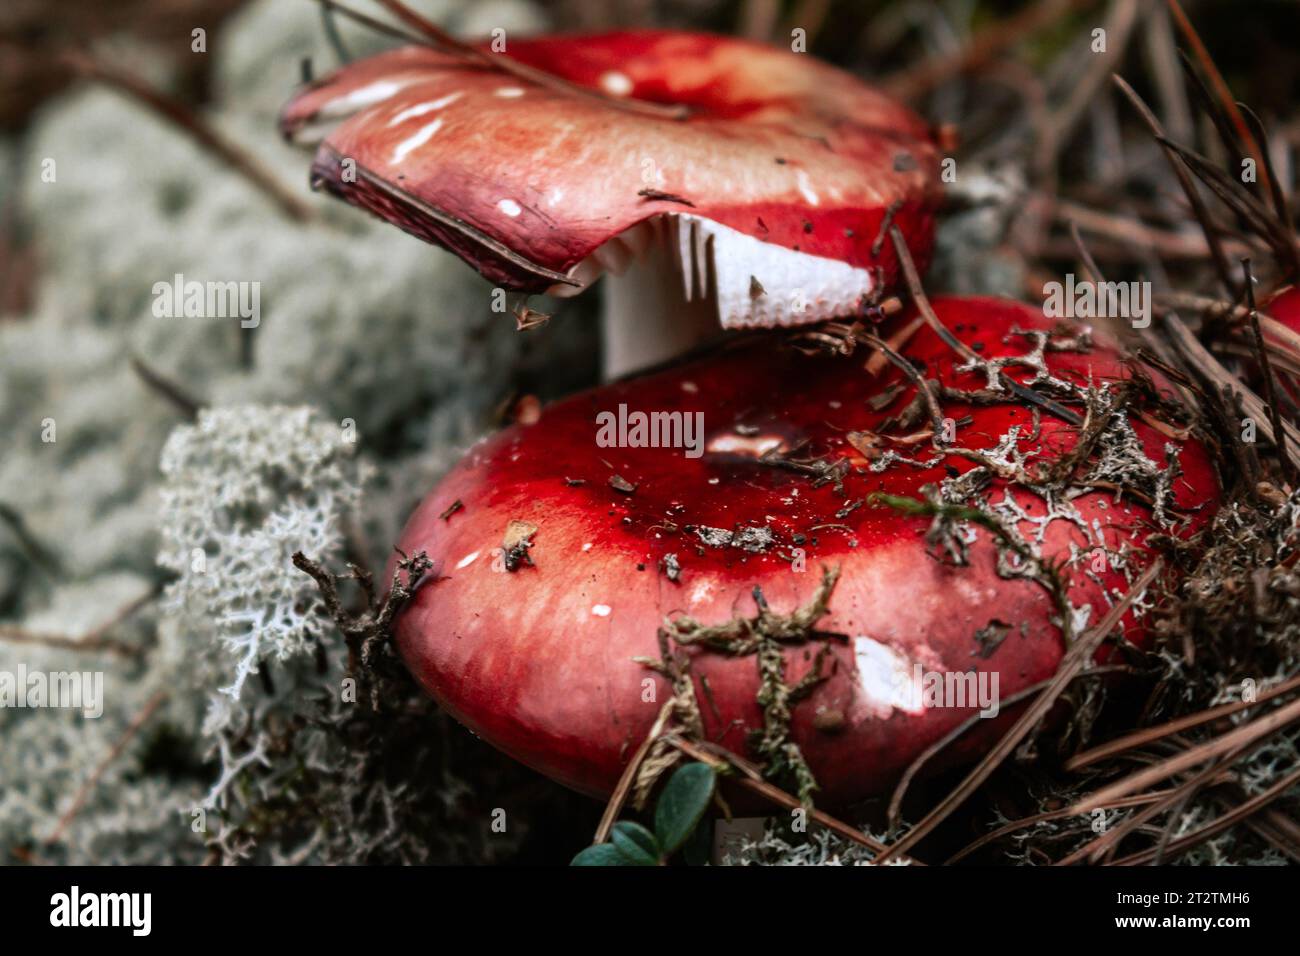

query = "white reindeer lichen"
[{"left": 157, "top": 404, "right": 368, "bottom": 734}]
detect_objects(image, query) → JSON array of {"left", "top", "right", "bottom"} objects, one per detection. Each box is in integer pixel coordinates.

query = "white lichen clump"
[
  {"left": 721, "top": 822, "right": 907, "bottom": 866},
  {"left": 158, "top": 404, "right": 366, "bottom": 735},
  {"left": 1, "top": 0, "right": 562, "bottom": 865}
]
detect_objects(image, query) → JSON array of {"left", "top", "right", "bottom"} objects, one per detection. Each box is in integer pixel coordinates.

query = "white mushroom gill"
[{"left": 546, "top": 214, "right": 877, "bottom": 378}]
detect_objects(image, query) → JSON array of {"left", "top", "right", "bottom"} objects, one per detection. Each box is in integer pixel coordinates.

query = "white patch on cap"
[
  {"left": 706, "top": 433, "right": 785, "bottom": 457},
  {"left": 454, "top": 550, "right": 480, "bottom": 570},
  {"left": 853, "top": 636, "right": 924, "bottom": 718},
  {"left": 599, "top": 71, "right": 633, "bottom": 96},
  {"left": 324, "top": 79, "right": 410, "bottom": 116},
  {"left": 391, "top": 118, "right": 443, "bottom": 162},
  {"left": 688, "top": 579, "right": 714, "bottom": 606},
  {"left": 494, "top": 87, "right": 526, "bottom": 98},
  {"left": 795, "top": 169, "right": 820, "bottom": 206},
  {"left": 591, "top": 604, "right": 612, "bottom": 617},
  {"left": 497, "top": 199, "right": 523, "bottom": 217},
  {"left": 288, "top": 79, "right": 416, "bottom": 144},
  {"left": 387, "top": 91, "right": 463, "bottom": 126}
]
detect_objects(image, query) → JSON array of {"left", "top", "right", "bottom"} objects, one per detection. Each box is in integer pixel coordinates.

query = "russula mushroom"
[
  {"left": 389, "top": 296, "right": 1220, "bottom": 806},
  {"left": 280, "top": 30, "right": 941, "bottom": 377}
]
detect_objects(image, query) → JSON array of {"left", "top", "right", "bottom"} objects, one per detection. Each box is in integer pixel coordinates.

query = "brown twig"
[
  {"left": 1069, "top": 692, "right": 1300, "bottom": 815},
  {"left": 1059, "top": 743, "right": 1246, "bottom": 865},
  {"left": 57, "top": 50, "right": 314, "bottom": 223},
  {"left": 1242, "top": 258, "right": 1297, "bottom": 485},
  {"left": 1109, "top": 764, "right": 1300, "bottom": 865},
  {"left": 1034, "top": 0, "right": 1142, "bottom": 179},
  {"left": 946, "top": 788, "right": 1175, "bottom": 865},
  {"left": 46, "top": 690, "right": 169, "bottom": 846},
  {"left": 130, "top": 355, "right": 203, "bottom": 420},
  {"left": 1161, "top": 306, "right": 1300, "bottom": 471},
  {"left": 1065, "top": 672, "right": 1300, "bottom": 771},
  {"left": 0, "top": 585, "right": 158, "bottom": 658},
  {"left": 592, "top": 700, "right": 674, "bottom": 845},
  {"left": 1164, "top": 0, "right": 1270, "bottom": 198},
  {"left": 292, "top": 548, "right": 434, "bottom": 678},
  {"left": 0, "top": 502, "right": 61, "bottom": 575},
  {"left": 1111, "top": 74, "right": 1237, "bottom": 295},
  {"left": 860, "top": 332, "right": 945, "bottom": 439}
]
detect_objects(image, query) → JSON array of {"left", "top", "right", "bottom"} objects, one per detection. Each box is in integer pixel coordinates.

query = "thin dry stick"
[
  {"left": 130, "top": 355, "right": 203, "bottom": 420},
  {"left": 737, "top": 0, "right": 780, "bottom": 41},
  {"left": 46, "top": 690, "right": 169, "bottom": 846},
  {"left": 1059, "top": 742, "right": 1250, "bottom": 865},
  {"left": 1069, "top": 219, "right": 1104, "bottom": 285},
  {"left": 1164, "top": 0, "right": 1270, "bottom": 198},
  {"left": 1034, "top": 0, "right": 1142, "bottom": 178},
  {"left": 1111, "top": 74, "right": 1237, "bottom": 295},
  {"left": 875, "top": 558, "right": 1163, "bottom": 863},
  {"left": 0, "top": 586, "right": 158, "bottom": 658},
  {"left": 1110, "top": 764, "right": 1300, "bottom": 866},
  {"left": 58, "top": 51, "right": 314, "bottom": 223},
  {"left": 592, "top": 699, "right": 674, "bottom": 844},
  {"left": 1243, "top": 258, "right": 1297, "bottom": 486},
  {"left": 946, "top": 788, "right": 1180, "bottom": 865},
  {"left": 0, "top": 502, "right": 60, "bottom": 574},
  {"left": 1054, "top": 197, "right": 1250, "bottom": 261},
  {"left": 1214, "top": 786, "right": 1300, "bottom": 863},
  {"left": 860, "top": 332, "right": 944, "bottom": 438},
  {"left": 780, "top": 0, "right": 833, "bottom": 49},
  {"left": 309, "top": 0, "right": 428, "bottom": 45},
  {"left": 1238, "top": 103, "right": 1297, "bottom": 250},
  {"left": 1142, "top": 0, "right": 1193, "bottom": 144},
  {"left": 1161, "top": 307, "right": 1300, "bottom": 470},
  {"left": 865, "top": 316, "right": 922, "bottom": 377},
  {"left": 1157, "top": 137, "right": 1300, "bottom": 266},
  {"left": 1066, "top": 672, "right": 1300, "bottom": 771},
  {"left": 1069, "top": 693, "right": 1300, "bottom": 815}
]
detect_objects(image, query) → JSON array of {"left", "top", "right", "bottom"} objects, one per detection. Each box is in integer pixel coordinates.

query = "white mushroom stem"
[
  {"left": 551, "top": 213, "right": 880, "bottom": 380},
  {"left": 599, "top": 228, "right": 720, "bottom": 379}
]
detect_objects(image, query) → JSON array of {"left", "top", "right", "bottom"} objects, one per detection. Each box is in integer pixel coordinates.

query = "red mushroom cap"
[
  {"left": 390, "top": 297, "right": 1220, "bottom": 805},
  {"left": 1256, "top": 286, "right": 1300, "bottom": 402},
  {"left": 1265, "top": 285, "right": 1300, "bottom": 332},
  {"left": 280, "top": 30, "right": 941, "bottom": 328}
]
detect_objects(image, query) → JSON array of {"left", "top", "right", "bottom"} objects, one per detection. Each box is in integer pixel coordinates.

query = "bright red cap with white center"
[
  {"left": 388, "top": 297, "right": 1220, "bottom": 806},
  {"left": 281, "top": 31, "right": 941, "bottom": 344}
]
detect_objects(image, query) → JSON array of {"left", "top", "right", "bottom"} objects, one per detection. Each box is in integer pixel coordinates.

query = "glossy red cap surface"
[
  {"left": 280, "top": 31, "right": 941, "bottom": 299},
  {"left": 389, "top": 298, "right": 1220, "bottom": 804}
]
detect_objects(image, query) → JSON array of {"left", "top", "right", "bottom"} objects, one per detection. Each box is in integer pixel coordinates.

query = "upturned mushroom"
[
  {"left": 389, "top": 296, "right": 1220, "bottom": 806},
  {"left": 281, "top": 29, "right": 942, "bottom": 375}
]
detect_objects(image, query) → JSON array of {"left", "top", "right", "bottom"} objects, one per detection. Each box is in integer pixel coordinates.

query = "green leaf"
[
  {"left": 610, "top": 821, "right": 660, "bottom": 865},
  {"left": 654, "top": 762, "right": 716, "bottom": 856},
  {"left": 570, "top": 843, "right": 631, "bottom": 867}
]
